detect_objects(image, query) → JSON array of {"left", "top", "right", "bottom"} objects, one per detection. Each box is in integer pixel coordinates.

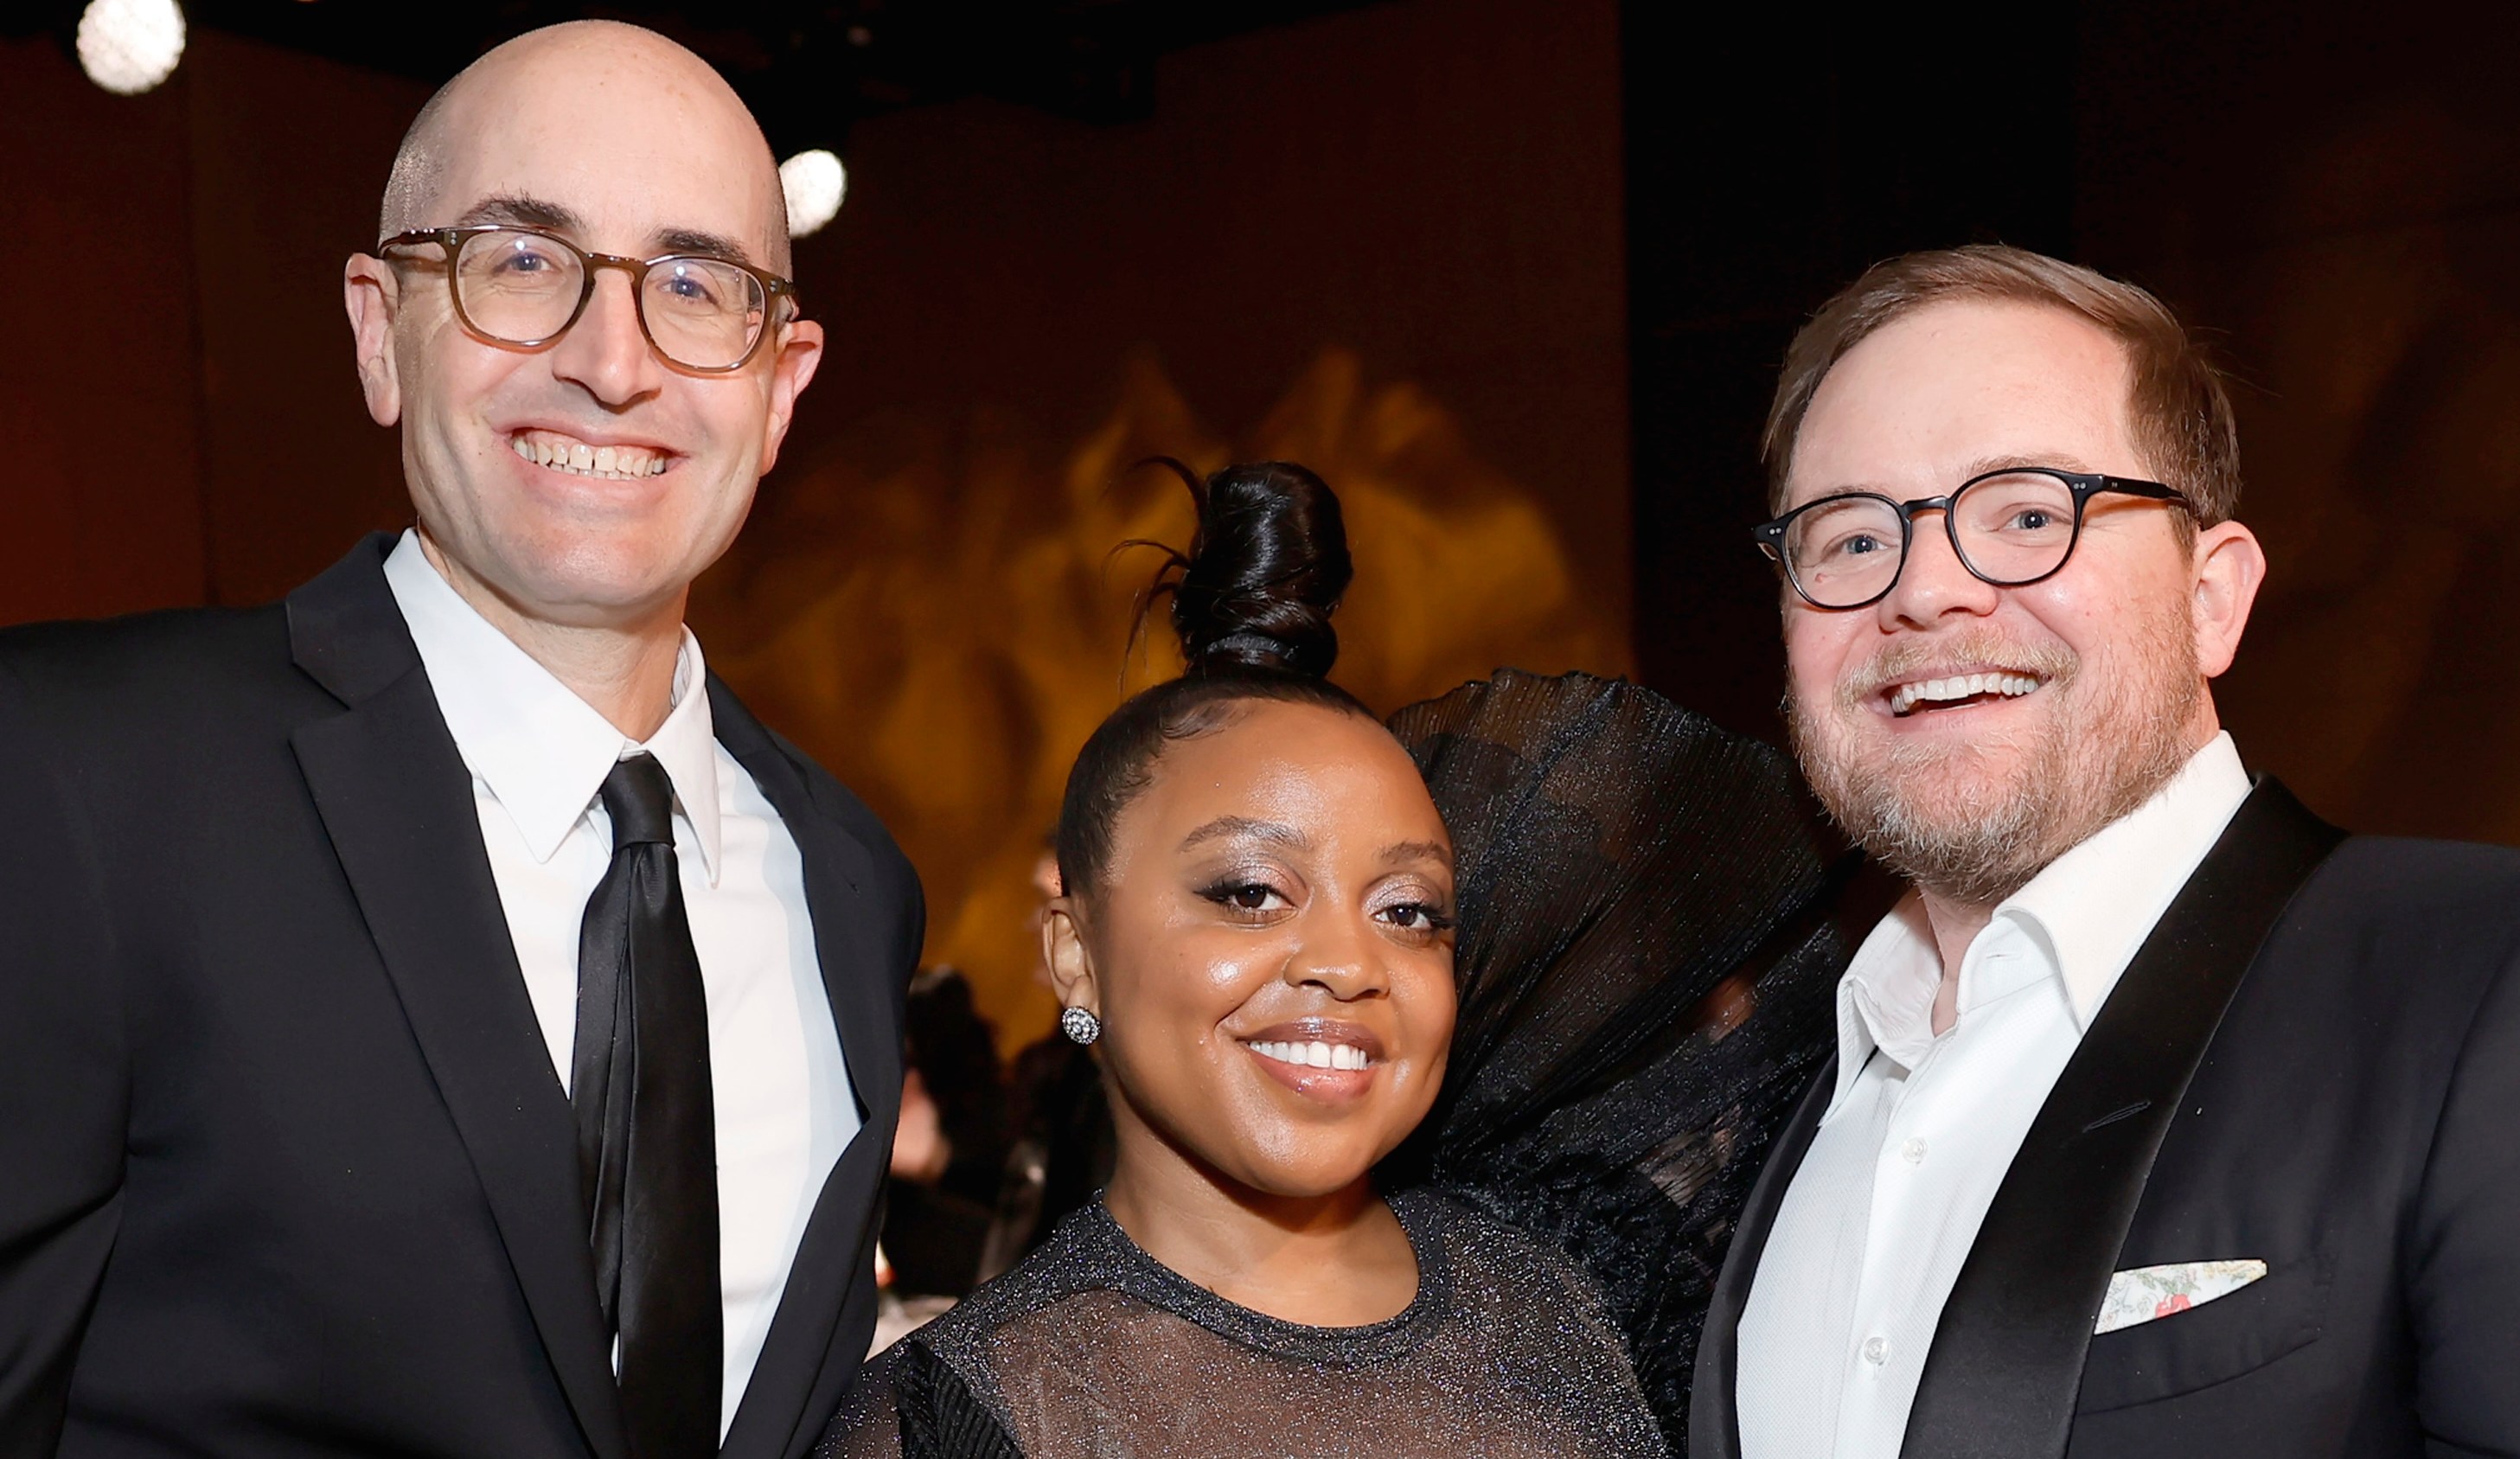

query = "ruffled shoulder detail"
[{"left": 1383, "top": 669, "right": 1845, "bottom": 1449}]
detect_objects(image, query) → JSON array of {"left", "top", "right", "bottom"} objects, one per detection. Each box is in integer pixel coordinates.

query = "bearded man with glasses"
[
  {"left": 0, "top": 21, "right": 919, "bottom": 1459},
  {"left": 1687, "top": 246, "right": 2520, "bottom": 1459}
]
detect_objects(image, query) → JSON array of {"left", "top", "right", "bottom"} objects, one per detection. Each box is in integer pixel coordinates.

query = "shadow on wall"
[{"left": 690, "top": 348, "right": 1628, "bottom": 1046}]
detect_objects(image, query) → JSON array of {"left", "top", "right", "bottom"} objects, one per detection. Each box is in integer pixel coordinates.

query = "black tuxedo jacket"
[
  {"left": 0, "top": 536, "right": 921, "bottom": 1459},
  {"left": 1690, "top": 778, "right": 2520, "bottom": 1457}
]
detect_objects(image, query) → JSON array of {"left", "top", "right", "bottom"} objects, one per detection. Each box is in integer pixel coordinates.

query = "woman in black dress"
[{"left": 825, "top": 461, "right": 1839, "bottom": 1457}]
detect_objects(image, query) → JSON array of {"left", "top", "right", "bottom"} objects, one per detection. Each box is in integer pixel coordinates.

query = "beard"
[{"left": 1787, "top": 605, "right": 2204, "bottom": 909}]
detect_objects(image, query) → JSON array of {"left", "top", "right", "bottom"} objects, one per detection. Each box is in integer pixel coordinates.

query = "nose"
[
  {"left": 1286, "top": 903, "right": 1391, "bottom": 1002},
  {"left": 1877, "top": 504, "right": 2000, "bottom": 629},
  {"left": 547, "top": 266, "right": 666, "bottom": 408}
]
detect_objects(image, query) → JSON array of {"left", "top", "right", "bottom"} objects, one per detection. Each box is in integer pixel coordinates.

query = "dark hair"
[
  {"left": 1054, "top": 460, "right": 1376, "bottom": 899},
  {"left": 903, "top": 965, "right": 1007, "bottom": 1175}
]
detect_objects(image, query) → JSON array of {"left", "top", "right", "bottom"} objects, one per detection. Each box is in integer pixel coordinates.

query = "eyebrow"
[
  {"left": 1800, "top": 451, "right": 2109, "bottom": 506},
  {"left": 1379, "top": 839, "right": 1454, "bottom": 869},
  {"left": 451, "top": 194, "right": 584, "bottom": 234},
  {"left": 1180, "top": 816, "right": 1311, "bottom": 853},
  {"left": 1960, "top": 451, "right": 2102, "bottom": 479},
  {"left": 654, "top": 227, "right": 759, "bottom": 268},
  {"left": 445, "top": 195, "right": 760, "bottom": 268}
]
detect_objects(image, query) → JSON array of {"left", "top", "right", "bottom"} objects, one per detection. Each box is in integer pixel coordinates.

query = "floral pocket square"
[{"left": 2094, "top": 1259, "right": 2268, "bottom": 1334}]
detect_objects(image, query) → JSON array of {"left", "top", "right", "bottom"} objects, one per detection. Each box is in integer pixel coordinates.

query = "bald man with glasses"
[{"left": 0, "top": 22, "right": 918, "bottom": 1459}]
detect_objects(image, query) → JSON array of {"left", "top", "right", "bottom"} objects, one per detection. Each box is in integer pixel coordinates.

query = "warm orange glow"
[{"left": 695, "top": 349, "right": 1628, "bottom": 1048}]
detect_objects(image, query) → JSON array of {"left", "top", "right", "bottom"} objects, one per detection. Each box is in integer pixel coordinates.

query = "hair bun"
[{"left": 1167, "top": 461, "right": 1353, "bottom": 680}]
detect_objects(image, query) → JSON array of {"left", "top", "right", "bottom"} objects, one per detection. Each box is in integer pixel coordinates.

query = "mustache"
[{"left": 1836, "top": 631, "right": 2079, "bottom": 707}]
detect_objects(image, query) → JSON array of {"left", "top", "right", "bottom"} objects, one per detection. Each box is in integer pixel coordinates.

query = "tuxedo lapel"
[
  {"left": 285, "top": 539, "right": 630, "bottom": 1459},
  {"left": 710, "top": 681, "right": 905, "bottom": 1459},
  {"left": 1898, "top": 778, "right": 2343, "bottom": 1459},
  {"left": 1688, "top": 1056, "right": 1834, "bottom": 1459}
]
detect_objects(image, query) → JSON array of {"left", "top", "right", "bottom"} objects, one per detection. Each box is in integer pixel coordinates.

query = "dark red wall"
[
  {"left": 1, "top": 29, "right": 428, "bottom": 620},
  {"left": 3, "top": 31, "right": 212, "bottom": 619}
]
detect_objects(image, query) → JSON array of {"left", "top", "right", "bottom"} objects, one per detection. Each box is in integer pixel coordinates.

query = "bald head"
[
  {"left": 343, "top": 16, "right": 828, "bottom": 656},
  {"left": 380, "top": 21, "right": 790, "bottom": 274}
]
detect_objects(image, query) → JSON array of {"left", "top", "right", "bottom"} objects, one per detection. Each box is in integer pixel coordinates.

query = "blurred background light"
[
  {"left": 76, "top": 0, "right": 187, "bottom": 95},
  {"left": 779, "top": 149, "right": 847, "bottom": 238}
]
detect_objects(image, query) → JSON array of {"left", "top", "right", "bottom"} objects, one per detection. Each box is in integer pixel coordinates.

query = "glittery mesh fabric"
[
  {"left": 819, "top": 671, "right": 1841, "bottom": 1456},
  {"left": 820, "top": 1189, "right": 1669, "bottom": 1458}
]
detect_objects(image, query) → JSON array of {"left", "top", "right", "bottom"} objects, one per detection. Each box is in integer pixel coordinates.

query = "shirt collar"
[
  {"left": 1834, "top": 895, "right": 1942, "bottom": 1097},
  {"left": 2002, "top": 732, "right": 2249, "bottom": 1025},
  {"left": 381, "top": 529, "right": 725, "bottom": 882},
  {"left": 1827, "top": 733, "right": 2252, "bottom": 1107}
]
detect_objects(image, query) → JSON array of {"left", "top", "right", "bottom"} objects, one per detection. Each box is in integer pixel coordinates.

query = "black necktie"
[{"left": 572, "top": 753, "right": 722, "bottom": 1458}]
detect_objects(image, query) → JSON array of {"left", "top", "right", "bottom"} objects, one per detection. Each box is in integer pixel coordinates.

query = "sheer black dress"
[{"left": 822, "top": 671, "right": 1845, "bottom": 1457}]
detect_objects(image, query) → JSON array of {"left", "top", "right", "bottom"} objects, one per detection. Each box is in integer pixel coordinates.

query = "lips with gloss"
[{"left": 1237, "top": 1019, "right": 1385, "bottom": 1100}]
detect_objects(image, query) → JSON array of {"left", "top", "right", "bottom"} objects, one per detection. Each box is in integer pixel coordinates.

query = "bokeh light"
[
  {"left": 76, "top": 0, "right": 187, "bottom": 95},
  {"left": 779, "top": 149, "right": 848, "bottom": 239}
]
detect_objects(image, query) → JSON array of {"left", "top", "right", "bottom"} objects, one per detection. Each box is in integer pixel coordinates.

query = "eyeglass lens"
[
  {"left": 1781, "top": 471, "right": 2081, "bottom": 607},
  {"left": 451, "top": 229, "right": 769, "bottom": 370}
]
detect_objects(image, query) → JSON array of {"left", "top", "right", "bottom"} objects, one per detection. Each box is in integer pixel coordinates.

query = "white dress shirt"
[
  {"left": 1736, "top": 733, "right": 2251, "bottom": 1459},
  {"left": 383, "top": 531, "right": 859, "bottom": 1438}
]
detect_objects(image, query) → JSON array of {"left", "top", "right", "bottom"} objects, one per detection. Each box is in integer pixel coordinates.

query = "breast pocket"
[{"left": 2075, "top": 1248, "right": 2333, "bottom": 1412}]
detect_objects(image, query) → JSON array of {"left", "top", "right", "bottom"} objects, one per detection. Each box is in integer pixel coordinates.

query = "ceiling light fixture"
[
  {"left": 779, "top": 149, "right": 848, "bottom": 239},
  {"left": 76, "top": 0, "right": 187, "bottom": 95}
]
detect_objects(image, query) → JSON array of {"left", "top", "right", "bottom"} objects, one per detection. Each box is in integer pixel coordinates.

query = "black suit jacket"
[
  {"left": 0, "top": 536, "right": 921, "bottom": 1459},
  {"left": 1692, "top": 778, "right": 2520, "bottom": 1458}
]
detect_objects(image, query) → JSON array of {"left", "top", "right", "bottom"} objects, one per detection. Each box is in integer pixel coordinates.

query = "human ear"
[
  {"left": 754, "top": 316, "right": 824, "bottom": 475},
  {"left": 1043, "top": 899, "right": 1099, "bottom": 1022},
  {"left": 343, "top": 255, "right": 403, "bottom": 427},
  {"left": 2190, "top": 519, "right": 2267, "bottom": 679}
]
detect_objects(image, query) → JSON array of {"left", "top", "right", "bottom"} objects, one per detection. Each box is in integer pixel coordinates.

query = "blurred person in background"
[
  {"left": 880, "top": 967, "right": 1013, "bottom": 1301},
  {"left": 0, "top": 22, "right": 919, "bottom": 1459}
]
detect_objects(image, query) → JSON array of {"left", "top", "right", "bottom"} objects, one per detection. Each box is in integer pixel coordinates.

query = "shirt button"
[
  {"left": 1863, "top": 1335, "right": 1891, "bottom": 1366},
  {"left": 1902, "top": 1137, "right": 1928, "bottom": 1164}
]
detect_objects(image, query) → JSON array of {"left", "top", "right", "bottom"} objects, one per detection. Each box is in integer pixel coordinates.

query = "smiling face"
[
  {"left": 1779, "top": 298, "right": 2239, "bottom": 905},
  {"left": 344, "top": 23, "right": 821, "bottom": 630},
  {"left": 1051, "top": 699, "right": 1458, "bottom": 1202}
]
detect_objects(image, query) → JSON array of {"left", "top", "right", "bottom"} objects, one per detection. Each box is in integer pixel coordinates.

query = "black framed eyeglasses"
[
  {"left": 1752, "top": 467, "right": 2193, "bottom": 611},
  {"left": 376, "top": 226, "right": 799, "bottom": 374}
]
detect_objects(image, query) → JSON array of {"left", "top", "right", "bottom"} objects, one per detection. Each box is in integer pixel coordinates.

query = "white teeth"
[
  {"left": 1889, "top": 672, "right": 2041, "bottom": 717},
  {"left": 1244, "top": 1039, "right": 1372, "bottom": 1072},
  {"left": 513, "top": 432, "right": 669, "bottom": 480}
]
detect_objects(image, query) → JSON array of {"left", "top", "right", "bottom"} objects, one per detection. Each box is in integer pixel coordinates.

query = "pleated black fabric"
[
  {"left": 1382, "top": 669, "right": 1845, "bottom": 1453},
  {"left": 892, "top": 1344, "right": 1023, "bottom": 1459},
  {"left": 572, "top": 752, "right": 722, "bottom": 1459}
]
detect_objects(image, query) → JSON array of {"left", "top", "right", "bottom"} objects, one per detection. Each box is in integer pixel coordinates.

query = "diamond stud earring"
[{"left": 1059, "top": 1005, "right": 1102, "bottom": 1046}]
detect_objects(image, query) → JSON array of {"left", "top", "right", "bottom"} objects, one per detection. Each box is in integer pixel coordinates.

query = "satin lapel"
[
  {"left": 1688, "top": 1058, "right": 1835, "bottom": 1459},
  {"left": 710, "top": 682, "right": 905, "bottom": 1459},
  {"left": 285, "top": 542, "right": 629, "bottom": 1459},
  {"left": 1898, "top": 779, "right": 2343, "bottom": 1459}
]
